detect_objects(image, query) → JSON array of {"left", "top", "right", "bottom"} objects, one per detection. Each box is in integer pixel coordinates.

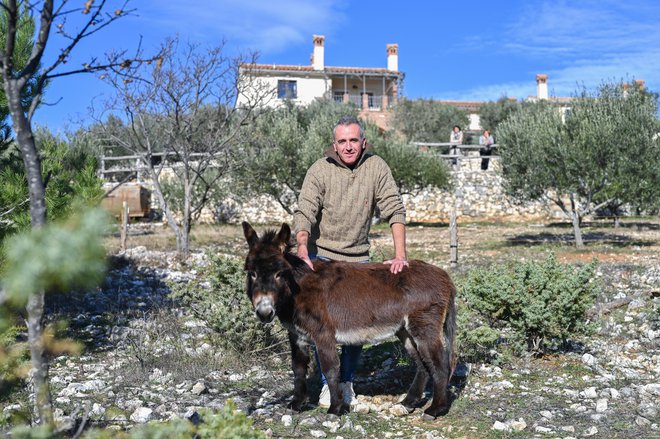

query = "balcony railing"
[{"left": 332, "top": 93, "right": 393, "bottom": 110}]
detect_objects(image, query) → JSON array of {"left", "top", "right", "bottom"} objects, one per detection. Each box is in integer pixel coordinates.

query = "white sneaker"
[
  {"left": 341, "top": 381, "right": 358, "bottom": 406},
  {"left": 318, "top": 384, "right": 331, "bottom": 408}
]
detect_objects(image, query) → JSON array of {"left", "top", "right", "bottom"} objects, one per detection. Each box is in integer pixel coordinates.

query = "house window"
[
  {"left": 333, "top": 91, "right": 345, "bottom": 103},
  {"left": 277, "top": 80, "right": 297, "bottom": 99}
]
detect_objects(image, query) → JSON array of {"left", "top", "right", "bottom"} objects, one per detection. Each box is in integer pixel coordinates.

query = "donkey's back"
[{"left": 296, "top": 259, "right": 455, "bottom": 344}]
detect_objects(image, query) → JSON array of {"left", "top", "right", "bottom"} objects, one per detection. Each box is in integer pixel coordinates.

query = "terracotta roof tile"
[{"left": 239, "top": 63, "right": 401, "bottom": 76}]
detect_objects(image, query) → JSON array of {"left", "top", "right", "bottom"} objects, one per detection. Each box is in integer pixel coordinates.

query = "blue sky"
[{"left": 34, "top": 0, "right": 660, "bottom": 132}]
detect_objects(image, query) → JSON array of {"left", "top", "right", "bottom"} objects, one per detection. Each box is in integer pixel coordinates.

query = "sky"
[{"left": 33, "top": 0, "right": 660, "bottom": 132}]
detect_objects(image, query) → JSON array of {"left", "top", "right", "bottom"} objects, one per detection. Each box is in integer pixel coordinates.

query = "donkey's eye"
[
  {"left": 248, "top": 271, "right": 257, "bottom": 280},
  {"left": 274, "top": 271, "right": 282, "bottom": 281}
]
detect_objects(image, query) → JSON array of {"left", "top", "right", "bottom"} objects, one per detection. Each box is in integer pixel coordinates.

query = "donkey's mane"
[{"left": 259, "top": 229, "right": 312, "bottom": 276}]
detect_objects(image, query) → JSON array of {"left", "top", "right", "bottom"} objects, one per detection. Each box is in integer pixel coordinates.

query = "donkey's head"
[{"left": 242, "top": 221, "right": 293, "bottom": 324}]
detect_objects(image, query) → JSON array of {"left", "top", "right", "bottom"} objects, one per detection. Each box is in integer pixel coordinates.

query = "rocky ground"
[{"left": 2, "top": 220, "right": 659, "bottom": 438}]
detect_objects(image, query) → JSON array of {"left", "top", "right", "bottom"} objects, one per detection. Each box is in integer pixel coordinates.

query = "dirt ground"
[{"left": 97, "top": 217, "right": 659, "bottom": 438}]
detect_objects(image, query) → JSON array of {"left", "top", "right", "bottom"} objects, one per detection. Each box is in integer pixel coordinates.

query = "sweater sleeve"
[
  {"left": 293, "top": 162, "right": 323, "bottom": 234},
  {"left": 374, "top": 158, "right": 406, "bottom": 226}
]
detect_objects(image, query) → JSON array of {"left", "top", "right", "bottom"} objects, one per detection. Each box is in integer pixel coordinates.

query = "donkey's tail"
[{"left": 444, "top": 291, "right": 458, "bottom": 383}]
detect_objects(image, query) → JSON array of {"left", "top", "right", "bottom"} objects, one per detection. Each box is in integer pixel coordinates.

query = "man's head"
[{"left": 333, "top": 116, "right": 366, "bottom": 167}]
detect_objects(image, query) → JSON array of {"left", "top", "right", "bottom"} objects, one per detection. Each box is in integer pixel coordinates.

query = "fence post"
[
  {"left": 120, "top": 201, "right": 129, "bottom": 251},
  {"left": 449, "top": 207, "right": 458, "bottom": 269}
]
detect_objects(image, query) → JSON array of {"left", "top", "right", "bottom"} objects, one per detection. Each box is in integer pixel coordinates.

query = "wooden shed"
[{"left": 101, "top": 183, "right": 151, "bottom": 218}]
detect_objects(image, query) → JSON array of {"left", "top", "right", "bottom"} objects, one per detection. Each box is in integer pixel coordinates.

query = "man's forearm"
[
  {"left": 391, "top": 222, "right": 407, "bottom": 260},
  {"left": 296, "top": 230, "right": 310, "bottom": 257}
]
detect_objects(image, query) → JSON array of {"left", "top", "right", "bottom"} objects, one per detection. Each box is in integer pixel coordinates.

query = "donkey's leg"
[
  {"left": 409, "top": 313, "right": 451, "bottom": 418},
  {"left": 288, "top": 332, "right": 310, "bottom": 411},
  {"left": 396, "top": 329, "right": 428, "bottom": 411},
  {"left": 315, "top": 337, "right": 346, "bottom": 415}
]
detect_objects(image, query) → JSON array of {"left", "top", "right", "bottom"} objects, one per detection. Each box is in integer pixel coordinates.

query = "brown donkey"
[{"left": 242, "top": 222, "right": 457, "bottom": 418}]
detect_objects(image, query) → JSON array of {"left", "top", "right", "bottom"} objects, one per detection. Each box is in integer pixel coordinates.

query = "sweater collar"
[{"left": 323, "top": 144, "right": 374, "bottom": 170}]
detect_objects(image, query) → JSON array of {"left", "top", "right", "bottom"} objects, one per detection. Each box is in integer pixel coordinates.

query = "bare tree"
[
  {"left": 0, "top": 0, "right": 156, "bottom": 425},
  {"left": 97, "top": 36, "right": 270, "bottom": 257}
]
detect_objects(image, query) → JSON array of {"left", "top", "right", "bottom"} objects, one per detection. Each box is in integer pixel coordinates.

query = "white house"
[{"left": 236, "top": 35, "right": 404, "bottom": 129}]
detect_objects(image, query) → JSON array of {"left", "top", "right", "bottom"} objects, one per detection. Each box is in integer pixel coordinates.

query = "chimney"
[
  {"left": 312, "top": 35, "right": 325, "bottom": 70},
  {"left": 634, "top": 79, "right": 645, "bottom": 89},
  {"left": 536, "top": 74, "right": 548, "bottom": 100},
  {"left": 387, "top": 44, "right": 398, "bottom": 71}
]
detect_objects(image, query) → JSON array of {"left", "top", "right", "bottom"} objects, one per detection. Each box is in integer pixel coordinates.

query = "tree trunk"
[
  {"left": 569, "top": 193, "right": 585, "bottom": 248},
  {"left": 148, "top": 167, "right": 183, "bottom": 254},
  {"left": 571, "top": 211, "right": 585, "bottom": 248},
  {"left": 5, "top": 80, "right": 53, "bottom": 425},
  {"left": 181, "top": 179, "right": 192, "bottom": 258}
]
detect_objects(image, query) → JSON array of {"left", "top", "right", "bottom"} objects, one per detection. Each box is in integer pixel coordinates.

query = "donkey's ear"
[
  {"left": 243, "top": 221, "right": 258, "bottom": 248},
  {"left": 277, "top": 223, "right": 291, "bottom": 252}
]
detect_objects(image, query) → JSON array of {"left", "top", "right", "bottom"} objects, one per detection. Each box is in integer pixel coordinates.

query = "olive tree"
[
  {"left": 478, "top": 96, "right": 520, "bottom": 135},
  {"left": 391, "top": 98, "right": 469, "bottom": 143},
  {"left": 497, "top": 81, "right": 660, "bottom": 247}
]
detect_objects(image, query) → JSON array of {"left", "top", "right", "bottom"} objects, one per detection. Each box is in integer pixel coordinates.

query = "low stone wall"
[{"left": 219, "top": 157, "right": 565, "bottom": 225}]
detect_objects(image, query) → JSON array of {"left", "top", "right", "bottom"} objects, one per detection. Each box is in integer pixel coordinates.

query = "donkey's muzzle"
[{"left": 255, "top": 298, "right": 275, "bottom": 323}]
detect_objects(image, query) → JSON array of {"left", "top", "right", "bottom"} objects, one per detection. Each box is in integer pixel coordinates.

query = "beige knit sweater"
[{"left": 293, "top": 148, "right": 406, "bottom": 262}]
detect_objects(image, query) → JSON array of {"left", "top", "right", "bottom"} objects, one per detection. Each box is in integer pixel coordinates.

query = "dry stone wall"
[{"left": 214, "top": 158, "right": 565, "bottom": 225}]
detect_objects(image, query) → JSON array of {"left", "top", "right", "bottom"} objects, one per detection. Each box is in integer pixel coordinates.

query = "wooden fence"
[{"left": 411, "top": 142, "right": 499, "bottom": 170}]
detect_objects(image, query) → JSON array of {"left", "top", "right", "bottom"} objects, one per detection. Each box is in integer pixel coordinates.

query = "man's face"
[{"left": 333, "top": 123, "right": 366, "bottom": 167}]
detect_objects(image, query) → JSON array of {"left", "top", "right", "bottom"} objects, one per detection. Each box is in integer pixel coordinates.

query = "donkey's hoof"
[
  {"left": 327, "top": 403, "right": 348, "bottom": 416},
  {"left": 288, "top": 399, "right": 305, "bottom": 412},
  {"left": 400, "top": 397, "right": 424, "bottom": 413},
  {"left": 423, "top": 405, "right": 449, "bottom": 419}
]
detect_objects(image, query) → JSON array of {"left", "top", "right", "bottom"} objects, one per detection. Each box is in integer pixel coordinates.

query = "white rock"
[
  {"left": 596, "top": 398, "right": 608, "bottom": 412},
  {"left": 90, "top": 403, "right": 105, "bottom": 417},
  {"left": 389, "top": 404, "right": 409, "bottom": 417},
  {"left": 582, "top": 353, "right": 597, "bottom": 366},
  {"left": 635, "top": 416, "right": 651, "bottom": 426},
  {"left": 534, "top": 425, "right": 553, "bottom": 433},
  {"left": 130, "top": 407, "right": 153, "bottom": 423},
  {"left": 3, "top": 404, "right": 21, "bottom": 413},
  {"left": 310, "top": 430, "right": 327, "bottom": 438},
  {"left": 641, "top": 383, "right": 660, "bottom": 397},
  {"left": 353, "top": 403, "right": 370, "bottom": 414},
  {"left": 540, "top": 410, "right": 553, "bottom": 419},
  {"left": 322, "top": 420, "right": 340, "bottom": 433},
  {"left": 281, "top": 414, "right": 292, "bottom": 427},
  {"left": 581, "top": 387, "right": 598, "bottom": 399},
  {"left": 191, "top": 382, "right": 207, "bottom": 395},
  {"left": 561, "top": 425, "right": 576, "bottom": 432},
  {"left": 584, "top": 426, "right": 598, "bottom": 436},
  {"left": 510, "top": 419, "right": 527, "bottom": 431},
  {"left": 492, "top": 421, "right": 510, "bottom": 432}
]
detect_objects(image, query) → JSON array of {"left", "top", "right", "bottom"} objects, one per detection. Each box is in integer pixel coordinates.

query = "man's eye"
[{"left": 337, "top": 139, "right": 346, "bottom": 145}]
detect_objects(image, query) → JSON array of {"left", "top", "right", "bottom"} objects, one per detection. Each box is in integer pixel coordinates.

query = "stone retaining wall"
[{"left": 213, "top": 158, "right": 565, "bottom": 225}]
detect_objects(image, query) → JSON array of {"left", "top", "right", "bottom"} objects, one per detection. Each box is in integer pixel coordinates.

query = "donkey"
[{"left": 242, "top": 222, "right": 457, "bottom": 418}]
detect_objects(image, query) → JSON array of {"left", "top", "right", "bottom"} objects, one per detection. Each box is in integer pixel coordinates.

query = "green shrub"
[
  {"left": 461, "top": 254, "right": 599, "bottom": 354},
  {"left": 456, "top": 301, "right": 501, "bottom": 363},
  {"left": 169, "top": 254, "right": 282, "bottom": 353}
]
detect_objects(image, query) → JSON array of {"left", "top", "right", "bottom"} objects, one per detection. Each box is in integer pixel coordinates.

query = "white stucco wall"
[
  {"left": 468, "top": 113, "right": 481, "bottom": 130},
  {"left": 236, "top": 73, "right": 330, "bottom": 108}
]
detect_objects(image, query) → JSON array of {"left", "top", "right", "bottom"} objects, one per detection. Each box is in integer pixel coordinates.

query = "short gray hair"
[{"left": 333, "top": 115, "right": 364, "bottom": 140}]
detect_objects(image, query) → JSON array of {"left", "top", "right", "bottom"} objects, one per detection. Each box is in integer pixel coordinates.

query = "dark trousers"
[{"left": 480, "top": 147, "right": 492, "bottom": 170}]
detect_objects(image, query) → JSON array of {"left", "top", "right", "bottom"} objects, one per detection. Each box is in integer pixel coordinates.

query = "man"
[{"left": 293, "top": 115, "right": 408, "bottom": 408}]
